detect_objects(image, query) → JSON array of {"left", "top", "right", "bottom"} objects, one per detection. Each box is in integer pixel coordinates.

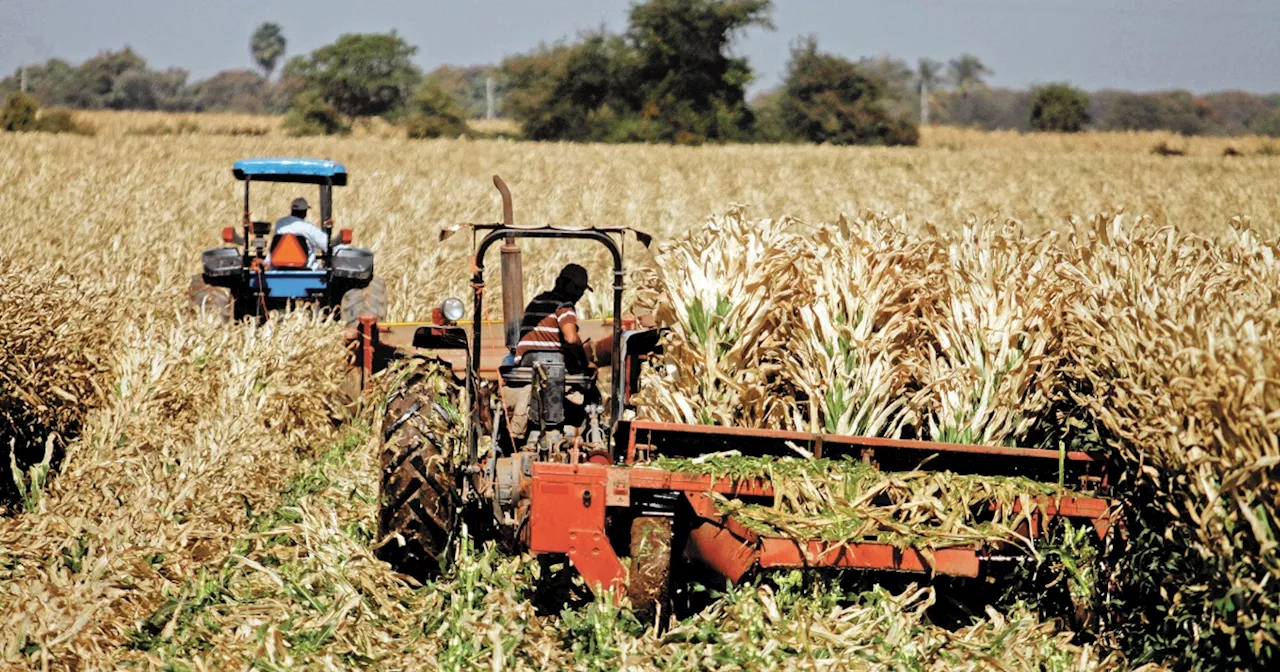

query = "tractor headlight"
[{"left": 441, "top": 297, "right": 465, "bottom": 323}]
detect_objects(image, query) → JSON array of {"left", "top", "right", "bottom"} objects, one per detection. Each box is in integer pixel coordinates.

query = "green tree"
[
  {"left": 287, "top": 32, "right": 421, "bottom": 119},
  {"left": 749, "top": 88, "right": 788, "bottom": 142},
  {"left": 404, "top": 77, "right": 469, "bottom": 139},
  {"left": 282, "top": 89, "right": 350, "bottom": 136},
  {"left": 776, "top": 37, "right": 918, "bottom": 146},
  {"left": 0, "top": 59, "right": 79, "bottom": 107},
  {"left": 502, "top": 34, "right": 644, "bottom": 142},
  {"left": 948, "top": 54, "right": 992, "bottom": 93},
  {"left": 1095, "top": 90, "right": 1209, "bottom": 135},
  {"left": 854, "top": 56, "right": 916, "bottom": 123},
  {"left": 628, "top": 0, "right": 773, "bottom": 143},
  {"left": 0, "top": 50, "right": 196, "bottom": 112},
  {"left": 1029, "top": 82, "right": 1090, "bottom": 132},
  {"left": 916, "top": 58, "right": 945, "bottom": 125},
  {"left": 1, "top": 92, "right": 39, "bottom": 131},
  {"left": 250, "top": 23, "right": 287, "bottom": 80},
  {"left": 500, "top": 43, "right": 576, "bottom": 132},
  {"left": 71, "top": 48, "right": 147, "bottom": 108},
  {"left": 1256, "top": 108, "right": 1280, "bottom": 138},
  {"left": 1202, "top": 90, "right": 1269, "bottom": 134},
  {"left": 934, "top": 87, "right": 1032, "bottom": 130},
  {"left": 108, "top": 67, "right": 191, "bottom": 111},
  {"left": 189, "top": 70, "right": 271, "bottom": 113},
  {"left": 500, "top": 0, "right": 772, "bottom": 144},
  {"left": 533, "top": 33, "right": 642, "bottom": 142}
]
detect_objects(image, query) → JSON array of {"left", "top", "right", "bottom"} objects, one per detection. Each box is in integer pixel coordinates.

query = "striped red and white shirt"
[{"left": 516, "top": 291, "right": 578, "bottom": 360}]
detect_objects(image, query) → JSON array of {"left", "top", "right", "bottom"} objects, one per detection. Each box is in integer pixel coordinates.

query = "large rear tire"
[
  {"left": 187, "top": 274, "right": 233, "bottom": 321},
  {"left": 376, "top": 385, "right": 459, "bottom": 578},
  {"left": 341, "top": 277, "right": 387, "bottom": 327}
]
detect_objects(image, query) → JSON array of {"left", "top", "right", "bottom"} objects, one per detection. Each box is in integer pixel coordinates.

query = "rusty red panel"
[
  {"left": 1021, "top": 495, "right": 1113, "bottom": 538},
  {"left": 1032, "top": 496, "right": 1110, "bottom": 519},
  {"left": 529, "top": 465, "right": 607, "bottom": 553},
  {"left": 758, "top": 539, "right": 981, "bottom": 578},
  {"left": 528, "top": 464, "right": 626, "bottom": 596}
]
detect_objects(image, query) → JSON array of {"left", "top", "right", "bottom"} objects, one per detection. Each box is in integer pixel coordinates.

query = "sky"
[{"left": 2, "top": 0, "right": 1279, "bottom": 94}]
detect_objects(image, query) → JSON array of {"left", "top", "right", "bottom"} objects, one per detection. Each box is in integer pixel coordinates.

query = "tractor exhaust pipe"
[{"left": 494, "top": 175, "right": 524, "bottom": 353}]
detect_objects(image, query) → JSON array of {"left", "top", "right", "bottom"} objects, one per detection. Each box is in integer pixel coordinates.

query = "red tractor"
[{"left": 356, "top": 177, "right": 1113, "bottom": 614}]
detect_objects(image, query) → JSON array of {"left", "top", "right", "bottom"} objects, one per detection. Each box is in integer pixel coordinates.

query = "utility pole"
[
  {"left": 919, "top": 81, "right": 929, "bottom": 126},
  {"left": 485, "top": 75, "right": 496, "bottom": 120},
  {"left": 20, "top": 65, "right": 28, "bottom": 94}
]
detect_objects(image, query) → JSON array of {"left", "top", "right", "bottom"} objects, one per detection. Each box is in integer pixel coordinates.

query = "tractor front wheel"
[
  {"left": 187, "top": 274, "right": 233, "bottom": 321},
  {"left": 376, "top": 385, "right": 459, "bottom": 578},
  {"left": 340, "top": 277, "right": 387, "bottom": 327}
]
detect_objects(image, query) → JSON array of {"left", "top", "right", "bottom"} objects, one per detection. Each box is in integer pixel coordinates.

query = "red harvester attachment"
[{"left": 360, "top": 176, "right": 1114, "bottom": 614}]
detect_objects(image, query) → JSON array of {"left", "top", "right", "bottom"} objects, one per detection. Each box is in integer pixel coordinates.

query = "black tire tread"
[
  {"left": 187, "top": 274, "right": 233, "bottom": 321},
  {"left": 376, "top": 384, "right": 458, "bottom": 578}
]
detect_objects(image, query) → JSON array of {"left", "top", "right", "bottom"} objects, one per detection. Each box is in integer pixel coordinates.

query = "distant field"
[
  {"left": 6, "top": 110, "right": 1279, "bottom": 321},
  {"left": 1, "top": 112, "right": 1277, "bottom": 669}
]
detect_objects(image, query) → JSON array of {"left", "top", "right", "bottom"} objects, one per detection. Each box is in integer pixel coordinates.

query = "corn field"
[{"left": 0, "top": 113, "right": 1277, "bottom": 669}]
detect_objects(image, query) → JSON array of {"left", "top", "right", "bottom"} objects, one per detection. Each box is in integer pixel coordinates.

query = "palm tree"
[
  {"left": 947, "top": 54, "right": 992, "bottom": 93},
  {"left": 251, "top": 23, "right": 287, "bottom": 81},
  {"left": 917, "top": 58, "right": 944, "bottom": 125}
]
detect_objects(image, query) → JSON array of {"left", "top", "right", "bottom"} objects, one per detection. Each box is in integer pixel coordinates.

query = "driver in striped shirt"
[{"left": 516, "top": 264, "right": 594, "bottom": 373}]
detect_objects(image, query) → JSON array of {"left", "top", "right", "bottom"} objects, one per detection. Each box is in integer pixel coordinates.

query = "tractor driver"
[
  {"left": 273, "top": 197, "right": 329, "bottom": 268},
  {"left": 516, "top": 263, "right": 596, "bottom": 373},
  {"left": 509, "top": 263, "right": 598, "bottom": 438}
]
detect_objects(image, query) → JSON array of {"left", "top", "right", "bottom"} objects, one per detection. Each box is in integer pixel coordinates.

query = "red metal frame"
[
  {"left": 528, "top": 459, "right": 1113, "bottom": 600},
  {"left": 353, "top": 314, "right": 1115, "bottom": 601},
  {"left": 627, "top": 419, "right": 1099, "bottom": 464}
]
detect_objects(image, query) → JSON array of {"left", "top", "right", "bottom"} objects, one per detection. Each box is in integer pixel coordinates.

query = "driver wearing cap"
[
  {"left": 274, "top": 197, "right": 329, "bottom": 268},
  {"left": 516, "top": 264, "right": 595, "bottom": 373}
]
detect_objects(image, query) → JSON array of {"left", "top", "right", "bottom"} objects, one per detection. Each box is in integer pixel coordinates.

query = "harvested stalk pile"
[
  {"left": 0, "top": 312, "right": 346, "bottom": 668},
  {"left": 2, "top": 127, "right": 1276, "bottom": 669},
  {"left": 635, "top": 209, "right": 1280, "bottom": 669},
  {"left": 652, "top": 455, "right": 1062, "bottom": 552},
  {"left": 0, "top": 256, "right": 116, "bottom": 510},
  {"left": 634, "top": 209, "right": 1081, "bottom": 449}
]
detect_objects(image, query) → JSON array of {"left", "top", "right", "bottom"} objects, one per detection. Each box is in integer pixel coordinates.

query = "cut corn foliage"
[
  {"left": 651, "top": 456, "right": 1062, "bottom": 554},
  {"left": 0, "top": 256, "right": 116, "bottom": 509},
  {"left": 636, "top": 208, "right": 1279, "bottom": 668},
  {"left": 1, "top": 120, "right": 1277, "bottom": 669}
]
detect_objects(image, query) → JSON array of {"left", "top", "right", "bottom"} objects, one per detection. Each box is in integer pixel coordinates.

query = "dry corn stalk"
[
  {"left": 0, "top": 256, "right": 116, "bottom": 510},
  {"left": 913, "top": 221, "right": 1074, "bottom": 447}
]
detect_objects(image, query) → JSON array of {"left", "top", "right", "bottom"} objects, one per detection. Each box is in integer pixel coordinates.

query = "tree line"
[{"left": 4, "top": 1, "right": 1280, "bottom": 143}]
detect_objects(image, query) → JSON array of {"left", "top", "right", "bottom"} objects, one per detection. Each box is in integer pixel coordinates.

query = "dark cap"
[
  {"left": 291, "top": 197, "right": 309, "bottom": 212},
  {"left": 558, "top": 263, "right": 593, "bottom": 292}
]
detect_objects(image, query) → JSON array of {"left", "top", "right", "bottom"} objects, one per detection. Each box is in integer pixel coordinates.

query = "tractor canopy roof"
[{"left": 233, "top": 158, "right": 348, "bottom": 186}]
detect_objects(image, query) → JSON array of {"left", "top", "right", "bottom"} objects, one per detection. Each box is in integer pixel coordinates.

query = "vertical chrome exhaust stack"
[{"left": 494, "top": 176, "right": 524, "bottom": 353}]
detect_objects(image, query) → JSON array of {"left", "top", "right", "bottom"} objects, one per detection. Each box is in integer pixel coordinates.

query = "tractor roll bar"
[
  {"left": 319, "top": 181, "right": 333, "bottom": 264},
  {"left": 469, "top": 228, "right": 625, "bottom": 463}
]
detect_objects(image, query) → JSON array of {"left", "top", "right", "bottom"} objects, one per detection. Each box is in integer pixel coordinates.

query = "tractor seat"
[{"left": 499, "top": 363, "right": 594, "bottom": 388}]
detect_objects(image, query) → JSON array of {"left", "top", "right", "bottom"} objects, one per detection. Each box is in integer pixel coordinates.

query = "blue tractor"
[{"left": 188, "top": 158, "right": 386, "bottom": 325}]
